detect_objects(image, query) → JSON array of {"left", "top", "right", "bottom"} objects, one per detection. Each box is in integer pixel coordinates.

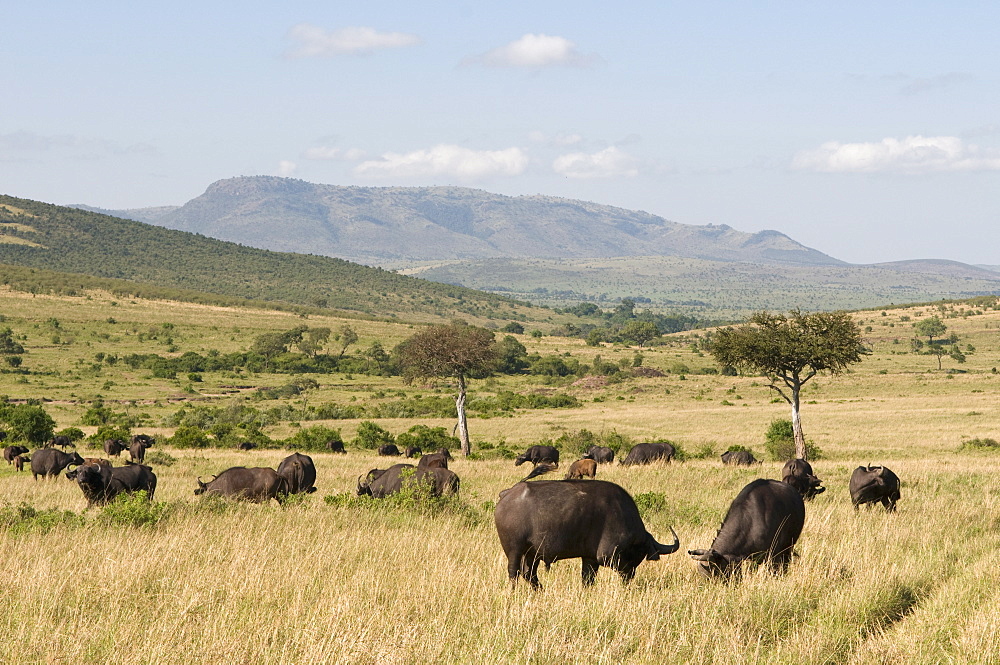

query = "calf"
[{"left": 564, "top": 458, "right": 597, "bottom": 480}]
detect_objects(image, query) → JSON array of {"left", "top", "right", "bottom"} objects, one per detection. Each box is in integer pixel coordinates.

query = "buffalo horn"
[{"left": 655, "top": 526, "right": 680, "bottom": 555}]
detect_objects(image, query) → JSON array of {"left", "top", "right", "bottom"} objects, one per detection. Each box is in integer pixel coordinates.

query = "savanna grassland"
[{"left": 1, "top": 288, "right": 1000, "bottom": 664}]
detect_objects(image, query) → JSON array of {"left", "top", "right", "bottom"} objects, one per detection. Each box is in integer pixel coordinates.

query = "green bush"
[
  {"left": 957, "top": 437, "right": 1000, "bottom": 452},
  {"left": 0, "top": 403, "right": 56, "bottom": 444},
  {"left": 283, "top": 425, "right": 344, "bottom": 452},
  {"left": 0, "top": 503, "right": 84, "bottom": 534},
  {"left": 353, "top": 421, "right": 394, "bottom": 449},
  {"left": 687, "top": 442, "right": 718, "bottom": 460},
  {"left": 396, "top": 425, "right": 459, "bottom": 452},
  {"left": 763, "top": 419, "right": 822, "bottom": 460},
  {"left": 97, "top": 492, "right": 172, "bottom": 528},
  {"left": 168, "top": 425, "right": 213, "bottom": 449}
]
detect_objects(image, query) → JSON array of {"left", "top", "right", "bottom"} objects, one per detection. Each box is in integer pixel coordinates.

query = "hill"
[
  {"left": 0, "top": 196, "right": 551, "bottom": 324},
  {"left": 94, "top": 176, "right": 843, "bottom": 266}
]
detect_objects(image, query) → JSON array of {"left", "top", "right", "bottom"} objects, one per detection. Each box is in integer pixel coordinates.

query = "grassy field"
[{"left": 1, "top": 289, "right": 999, "bottom": 663}]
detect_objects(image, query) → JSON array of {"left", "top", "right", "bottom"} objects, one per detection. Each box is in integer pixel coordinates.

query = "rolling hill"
[{"left": 0, "top": 196, "right": 551, "bottom": 324}]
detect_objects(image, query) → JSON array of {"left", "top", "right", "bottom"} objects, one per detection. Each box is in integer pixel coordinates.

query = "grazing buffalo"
[
  {"left": 74, "top": 463, "right": 157, "bottom": 507},
  {"left": 326, "top": 439, "right": 347, "bottom": 454},
  {"left": 46, "top": 435, "right": 74, "bottom": 450},
  {"left": 378, "top": 444, "right": 401, "bottom": 457},
  {"left": 849, "top": 465, "right": 901, "bottom": 512},
  {"left": 195, "top": 467, "right": 287, "bottom": 504},
  {"left": 12, "top": 455, "right": 28, "bottom": 472},
  {"left": 721, "top": 450, "right": 759, "bottom": 466},
  {"left": 565, "top": 458, "right": 597, "bottom": 480},
  {"left": 236, "top": 441, "right": 256, "bottom": 451},
  {"left": 357, "top": 464, "right": 460, "bottom": 498},
  {"left": 494, "top": 479, "right": 680, "bottom": 588},
  {"left": 4, "top": 445, "right": 30, "bottom": 464},
  {"left": 131, "top": 434, "right": 154, "bottom": 447},
  {"left": 129, "top": 439, "right": 152, "bottom": 464},
  {"left": 514, "top": 445, "right": 559, "bottom": 467},
  {"left": 689, "top": 479, "right": 805, "bottom": 577},
  {"left": 620, "top": 442, "right": 675, "bottom": 466},
  {"left": 585, "top": 446, "right": 615, "bottom": 464},
  {"left": 276, "top": 453, "right": 317, "bottom": 495},
  {"left": 782, "top": 459, "right": 825, "bottom": 499},
  {"left": 30, "top": 449, "right": 85, "bottom": 480},
  {"left": 103, "top": 439, "right": 127, "bottom": 458},
  {"left": 404, "top": 446, "right": 422, "bottom": 458},
  {"left": 417, "top": 452, "right": 450, "bottom": 470}
]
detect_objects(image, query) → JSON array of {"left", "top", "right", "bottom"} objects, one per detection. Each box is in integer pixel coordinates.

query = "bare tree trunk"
[
  {"left": 455, "top": 374, "right": 471, "bottom": 456},
  {"left": 791, "top": 386, "right": 806, "bottom": 460}
]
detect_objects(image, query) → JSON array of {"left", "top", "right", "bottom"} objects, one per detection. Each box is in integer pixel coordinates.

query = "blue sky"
[{"left": 3, "top": 1, "right": 998, "bottom": 264}]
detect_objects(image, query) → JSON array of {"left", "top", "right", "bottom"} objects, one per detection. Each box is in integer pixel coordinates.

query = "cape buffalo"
[
  {"left": 565, "top": 458, "right": 597, "bottom": 480},
  {"left": 74, "top": 463, "right": 157, "bottom": 507},
  {"left": 31, "top": 449, "right": 84, "bottom": 480},
  {"left": 45, "top": 435, "right": 74, "bottom": 450},
  {"left": 404, "top": 446, "right": 422, "bottom": 458},
  {"left": 13, "top": 455, "right": 28, "bottom": 472},
  {"left": 849, "top": 465, "right": 901, "bottom": 512},
  {"left": 620, "top": 442, "right": 675, "bottom": 466},
  {"left": 326, "top": 439, "right": 346, "bottom": 453},
  {"left": 514, "top": 445, "right": 559, "bottom": 467},
  {"left": 66, "top": 458, "right": 112, "bottom": 479},
  {"left": 276, "top": 453, "right": 317, "bottom": 495},
  {"left": 194, "top": 467, "right": 287, "bottom": 504},
  {"left": 585, "top": 446, "right": 615, "bottom": 464},
  {"left": 356, "top": 464, "right": 460, "bottom": 498},
  {"left": 689, "top": 479, "right": 805, "bottom": 578},
  {"left": 103, "top": 439, "right": 126, "bottom": 457},
  {"left": 129, "top": 439, "right": 152, "bottom": 464},
  {"left": 378, "top": 444, "right": 401, "bottom": 457},
  {"left": 782, "top": 458, "right": 825, "bottom": 499},
  {"left": 721, "top": 450, "right": 759, "bottom": 466},
  {"left": 4, "top": 445, "right": 29, "bottom": 464},
  {"left": 236, "top": 441, "right": 256, "bottom": 450},
  {"left": 417, "top": 452, "right": 449, "bottom": 470},
  {"left": 494, "top": 479, "right": 679, "bottom": 588}
]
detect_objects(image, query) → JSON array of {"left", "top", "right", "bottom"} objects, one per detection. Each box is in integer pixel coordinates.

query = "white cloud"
[
  {"left": 285, "top": 24, "right": 419, "bottom": 57},
  {"left": 277, "top": 160, "right": 297, "bottom": 176},
  {"left": 552, "top": 146, "right": 639, "bottom": 178},
  {"left": 466, "top": 33, "right": 597, "bottom": 68},
  {"left": 302, "top": 146, "right": 366, "bottom": 161},
  {"left": 354, "top": 144, "right": 528, "bottom": 180},
  {"left": 792, "top": 135, "right": 1000, "bottom": 173}
]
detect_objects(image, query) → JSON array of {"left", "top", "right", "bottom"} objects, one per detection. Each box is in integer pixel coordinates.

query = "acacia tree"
[
  {"left": 710, "top": 310, "right": 867, "bottom": 459},
  {"left": 395, "top": 324, "right": 498, "bottom": 456}
]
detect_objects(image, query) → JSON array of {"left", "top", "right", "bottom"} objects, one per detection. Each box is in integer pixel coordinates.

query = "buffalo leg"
[{"left": 581, "top": 558, "right": 600, "bottom": 586}]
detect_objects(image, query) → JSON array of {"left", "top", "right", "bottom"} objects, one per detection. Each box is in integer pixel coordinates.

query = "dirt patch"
[{"left": 572, "top": 376, "right": 609, "bottom": 389}]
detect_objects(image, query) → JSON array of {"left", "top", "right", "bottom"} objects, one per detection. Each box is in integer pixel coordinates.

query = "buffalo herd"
[{"left": 3, "top": 432, "right": 903, "bottom": 588}]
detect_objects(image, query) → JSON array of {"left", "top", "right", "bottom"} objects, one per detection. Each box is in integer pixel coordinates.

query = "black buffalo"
[
  {"left": 326, "top": 439, "right": 347, "bottom": 454},
  {"left": 404, "top": 446, "right": 422, "bottom": 458},
  {"left": 45, "top": 435, "right": 74, "bottom": 450},
  {"left": 494, "top": 479, "right": 679, "bottom": 588},
  {"left": 417, "top": 452, "right": 450, "bottom": 470},
  {"left": 782, "top": 458, "right": 825, "bottom": 499},
  {"left": 13, "top": 455, "right": 28, "bottom": 472},
  {"left": 73, "top": 463, "right": 157, "bottom": 507},
  {"left": 276, "top": 453, "right": 317, "bottom": 495},
  {"left": 620, "top": 442, "right": 675, "bottom": 466},
  {"left": 4, "top": 445, "right": 29, "bottom": 464},
  {"left": 103, "top": 438, "right": 127, "bottom": 457},
  {"left": 721, "top": 450, "right": 759, "bottom": 466},
  {"left": 194, "top": 467, "right": 287, "bottom": 504},
  {"left": 585, "top": 446, "right": 615, "bottom": 464},
  {"left": 356, "top": 464, "right": 460, "bottom": 498},
  {"left": 30, "top": 449, "right": 84, "bottom": 480},
  {"left": 849, "top": 465, "right": 901, "bottom": 512},
  {"left": 378, "top": 444, "right": 401, "bottom": 457},
  {"left": 129, "top": 439, "right": 152, "bottom": 464},
  {"left": 236, "top": 441, "right": 256, "bottom": 451},
  {"left": 514, "top": 445, "right": 559, "bottom": 467},
  {"left": 689, "top": 479, "right": 805, "bottom": 577}
]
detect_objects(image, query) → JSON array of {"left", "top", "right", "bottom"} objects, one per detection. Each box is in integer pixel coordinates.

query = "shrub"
[
  {"left": 763, "top": 419, "right": 822, "bottom": 460},
  {"left": 283, "top": 425, "right": 344, "bottom": 452},
  {"left": 0, "top": 403, "right": 56, "bottom": 444},
  {"left": 688, "top": 442, "right": 718, "bottom": 460},
  {"left": 97, "top": 492, "right": 172, "bottom": 528},
  {"left": 143, "top": 450, "right": 177, "bottom": 466},
  {"left": 354, "top": 421, "right": 394, "bottom": 449},
  {"left": 957, "top": 437, "right": 1000, "bottom": 452},
  {"left": 168, "top": 425, "right": 213, "bottom": 449},
  {"left": 0, "top": 503, "right": 84, "bottom": 534},
  {"left": 396, "top": 425, "right": 459, "bottom": 452}
]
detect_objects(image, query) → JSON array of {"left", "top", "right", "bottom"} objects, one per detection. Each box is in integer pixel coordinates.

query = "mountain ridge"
[{"left": 79, "top": 176, "right": 844, "bottom": 267}]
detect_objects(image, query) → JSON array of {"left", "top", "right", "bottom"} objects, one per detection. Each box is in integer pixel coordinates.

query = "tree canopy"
[{"left": 710, "top": 310, "right": 867, "bottom": 458}]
